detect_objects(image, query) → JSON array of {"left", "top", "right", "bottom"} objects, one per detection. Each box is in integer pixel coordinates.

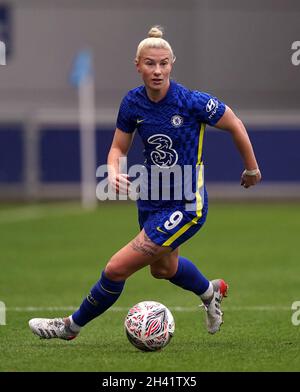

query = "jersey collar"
[{"left": 143, "top": 79, "right": 176, "bottom": 105}]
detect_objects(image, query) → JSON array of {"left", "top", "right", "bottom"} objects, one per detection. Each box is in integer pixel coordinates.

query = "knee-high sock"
[
  {"left": 72, "top": 271, "right": 125, "bottom": 327},
  {"left": 168, "top": 256, "right": 209, "bottom": 296}
]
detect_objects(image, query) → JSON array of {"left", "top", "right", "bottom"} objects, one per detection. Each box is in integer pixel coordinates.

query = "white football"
[{"left": 124, "top": 301, "right": 175, "bottom": 351}]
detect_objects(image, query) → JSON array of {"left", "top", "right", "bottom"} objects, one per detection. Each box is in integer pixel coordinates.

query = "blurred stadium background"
[
  {"left": 0, "top": 0, "right": 300, "bottom": 372},
  {"left": 0, "top": 0, "right": 299, "bottom": 202}
]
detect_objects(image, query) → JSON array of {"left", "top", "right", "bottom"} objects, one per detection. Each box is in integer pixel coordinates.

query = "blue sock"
[
  {"left": 168, "top": 256, "right": 209, "bottom": 296},
  {"left": 72, "top": 271, "right": 125, "bottom": 327}
]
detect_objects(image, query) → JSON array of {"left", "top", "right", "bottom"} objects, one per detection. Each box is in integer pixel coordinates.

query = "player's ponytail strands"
[
  {"left": 135, "top": 25, "right": 176, "bottom": 63},
  {"left": 71, "top": 271, "right": 125, "bottom": 326}
]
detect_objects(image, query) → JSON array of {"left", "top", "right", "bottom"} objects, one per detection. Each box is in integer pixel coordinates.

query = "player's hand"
[
  {"left": 240, "top": 169, "right": 262, "bottom": 189},
  {"left": 108, "top": 172, "right": 131, "bottom": 194}
]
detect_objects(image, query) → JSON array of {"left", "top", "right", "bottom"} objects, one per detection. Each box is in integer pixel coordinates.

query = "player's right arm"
[{"left": 107, "top": 128, "right": 135, "bottom": 194}]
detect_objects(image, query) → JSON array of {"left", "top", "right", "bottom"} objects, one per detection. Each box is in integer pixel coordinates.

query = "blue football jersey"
[{"left": 116, "top": 80, "right": 226, "bottom": 212}]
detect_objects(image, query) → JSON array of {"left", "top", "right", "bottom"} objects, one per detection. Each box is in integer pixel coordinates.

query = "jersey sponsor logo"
[
  {"left": 206, "top": 98, "right": 219, "bottom": 120},
  {"left": 147, "top": 134, "right": 178, "bottom": 168},
  {"left": 206, "top": 98, "right": 217, "bottom": 112},
  {"left": 136, "top": 119, "right": 145, "bottom": 124},
  {"left": 171, "top": 115, "right": 183, "bottom": 128}
]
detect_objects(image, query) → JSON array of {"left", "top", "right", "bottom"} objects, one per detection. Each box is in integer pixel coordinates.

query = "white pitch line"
[
  {"left": 0, "top": 205, "right": 86, "bottom": 224},
  {"left": 6, "top": 305, "right": 291, "bottom": 312},
  {"left": 0, "top": 207, "right": 45, "bottom": 223}
]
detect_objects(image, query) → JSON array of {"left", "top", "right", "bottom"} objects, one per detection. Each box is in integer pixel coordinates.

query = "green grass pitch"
[{"left": 0, "top": 201, "right": 300, "bottom": 372}]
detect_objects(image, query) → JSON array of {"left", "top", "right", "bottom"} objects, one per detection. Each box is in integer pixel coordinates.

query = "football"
[{"left": 124, "top": 301, "right": 175, "bottom": 351}]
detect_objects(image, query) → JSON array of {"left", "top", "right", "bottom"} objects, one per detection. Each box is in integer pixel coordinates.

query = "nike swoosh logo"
[
  {"left": 156, "top": 226, "right": 168, "bottom": 234},
  {"left": 137, "top": 119, "right": 145, "bottom": 124}
]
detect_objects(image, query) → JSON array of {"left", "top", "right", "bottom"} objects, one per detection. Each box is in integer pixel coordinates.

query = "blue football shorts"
[{"left": 138, "top": 203, "right": 208, "bottom": 250}]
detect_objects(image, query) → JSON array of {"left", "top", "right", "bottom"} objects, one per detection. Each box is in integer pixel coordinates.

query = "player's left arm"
[{"left": 214, "top": 105, "right": 262, "bottom": 188}]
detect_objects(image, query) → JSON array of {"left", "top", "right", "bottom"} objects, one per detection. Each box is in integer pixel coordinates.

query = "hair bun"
[{"left": 148, "top": 26, "right": 163, "bottom": 38}]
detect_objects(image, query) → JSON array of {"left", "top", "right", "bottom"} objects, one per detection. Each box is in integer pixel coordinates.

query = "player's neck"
[{"left": 145, "top": 81, "right": 170, "bottom": 103}]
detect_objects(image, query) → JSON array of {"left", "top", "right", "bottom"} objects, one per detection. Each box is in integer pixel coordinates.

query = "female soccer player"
[{"left": 29, "top": 26, "right": 261, "bottom": 340}]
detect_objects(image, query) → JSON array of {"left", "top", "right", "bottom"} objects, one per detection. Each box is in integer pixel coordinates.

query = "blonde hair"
[{"left": 135, "top": 26, "right": 175, "bottom": 63}]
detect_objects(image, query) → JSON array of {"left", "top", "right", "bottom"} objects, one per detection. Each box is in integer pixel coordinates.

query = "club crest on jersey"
[{"left": 171, "top": 115, "right": 183, "bottom": 128}]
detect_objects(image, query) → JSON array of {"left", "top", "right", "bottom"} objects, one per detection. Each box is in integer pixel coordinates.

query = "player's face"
[{"left": 136, "top": 48, "right": 173, "bottom": 92}]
